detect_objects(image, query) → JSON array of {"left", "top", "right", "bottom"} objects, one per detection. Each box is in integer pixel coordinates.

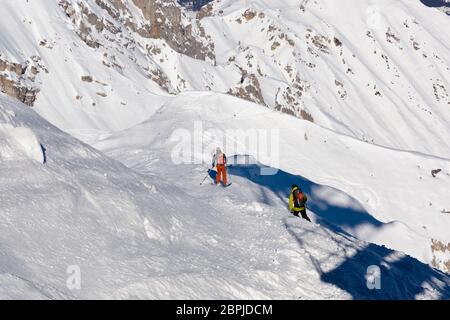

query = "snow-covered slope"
[
  {"left": 0, "top": 0, "right": 172, "bottom": 138},
  {"left": 0, "top": 93, "right": 163, "bottom": 298},
  {"left": 0, "top": 93, "right": 245, "bottom": 299},
  {"left": 1, "top": 93, "right": 449, "bottom": 299},
  {"left": 1, "top": 0, "right": 450, "bottom": 299},
  {"left": 201, "top": 0, "right": 450, "bottom": 157},
  {"left": 96, "top": 91, "right": 450, "bottom": 274},
  {"left": 1, "top": 0, "right": 449, "bottom": 154}
]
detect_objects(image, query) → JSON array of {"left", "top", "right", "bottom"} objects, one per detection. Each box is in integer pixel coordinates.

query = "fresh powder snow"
[{"left": 0, "top": 0, "right": 449, "bottom": 300}]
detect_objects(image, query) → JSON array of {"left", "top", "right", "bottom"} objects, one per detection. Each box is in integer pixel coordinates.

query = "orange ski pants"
[{"left": 216, "top": 164, "right": 228, "bottom": 185}]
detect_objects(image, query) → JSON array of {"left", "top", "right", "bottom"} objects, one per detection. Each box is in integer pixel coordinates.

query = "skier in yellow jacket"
[{"left": 289, "top": 184, "right": 311, "bottom": 222}]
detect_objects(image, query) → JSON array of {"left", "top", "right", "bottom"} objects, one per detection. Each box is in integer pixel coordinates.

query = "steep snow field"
[
  {"left": 96, "top": 91, "right": 450, "bottom": 275},
  {"left": 1, "top": 0, "right": 450, "bottom": 299},
  {"left": 1, "top": 0, "right": 449, "bottom": 154},
  {"left": 203, "top": 0, "right": 450, "bottom": 157},
  {"left": 0, "top": 0, "right": 170, "bottom": 136},
  {"left": 1, "top": 93, "right": 449, "bottom": 299}
]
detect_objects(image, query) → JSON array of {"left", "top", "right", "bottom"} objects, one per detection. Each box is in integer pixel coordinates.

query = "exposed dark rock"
[
  {"left": 431, "top": 169, "right": 442, "bottom": 177},
  {"left": 0, "top": 57, "right": 42, "bottom": 106}
]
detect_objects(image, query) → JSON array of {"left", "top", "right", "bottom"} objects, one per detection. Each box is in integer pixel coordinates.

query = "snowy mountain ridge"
[
  {"left": 1, "top": 0, "right": 449, "bottom": 154},
  {"left": 0, "top": 0, "right": 450, "bottom": 299}
]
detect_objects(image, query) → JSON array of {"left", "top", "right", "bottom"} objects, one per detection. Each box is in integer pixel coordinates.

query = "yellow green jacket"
[{"left": 289, "top": 186, "right": 307, "bottom": 212}]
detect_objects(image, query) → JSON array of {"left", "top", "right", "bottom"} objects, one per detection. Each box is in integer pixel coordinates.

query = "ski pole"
[{"left": 200, "top": 169, "right": 211, "bottom": 185}]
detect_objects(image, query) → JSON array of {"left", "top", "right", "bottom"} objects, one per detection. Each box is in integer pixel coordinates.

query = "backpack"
[
  {"left": 293, "top": 189, "right": 302, "bottom": 199},
  {"left": 293, "top": 188, "right": 304, "bottom": 205},
  {"left": 217, "top": 153, "right": 226, "bottom": 165}
]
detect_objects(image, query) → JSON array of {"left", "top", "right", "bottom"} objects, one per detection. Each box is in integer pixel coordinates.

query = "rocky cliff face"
[
  {"left": 49, "top": 0, "right": 216, "bottom": 97},
  {"left": 59, "top": 0, "right": 214, "bottom": 61},
  {"left": 0, "top": 0, "right": 449, "bottom": 158},
  {"left": 0, "top": 54, "right": 45, "bottom": 106},
  {"left": 132, "top": 0, "right": 215, "bottom": 61}
]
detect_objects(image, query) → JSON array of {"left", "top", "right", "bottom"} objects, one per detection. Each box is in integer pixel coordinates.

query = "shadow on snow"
[
  {"left": 212, "top": 155, "right": 450, "bottom": 299},
  {"left": 420, "top": 0, "right": 450, "bottom": 8},
  {"left": 213, "top": 155, "right": 382, "bottom": 238},
  {"left": 285, "top": 222, "right": 450, "bottom": 299}
]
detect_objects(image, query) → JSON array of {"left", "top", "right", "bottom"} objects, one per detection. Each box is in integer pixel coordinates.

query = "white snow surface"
[
  {"left": 1, "top": 93, "right": 450, "bottom": 299},
  {"left": 0, "top": 123, "right": 45, "bottom": 163},
  {"left": 0, "top": 0, "right": 450, "bottom": 299},
  {"left": 96, "top": 91, "right": 450, "bottom": 272},
  {"left": 0, "top": 0, "right": 449, "bottom": 154}
]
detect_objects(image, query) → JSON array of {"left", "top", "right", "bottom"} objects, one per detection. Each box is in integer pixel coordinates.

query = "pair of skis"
[{"left": 214, "top": 182, "right": 232, "bottom": 187}]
